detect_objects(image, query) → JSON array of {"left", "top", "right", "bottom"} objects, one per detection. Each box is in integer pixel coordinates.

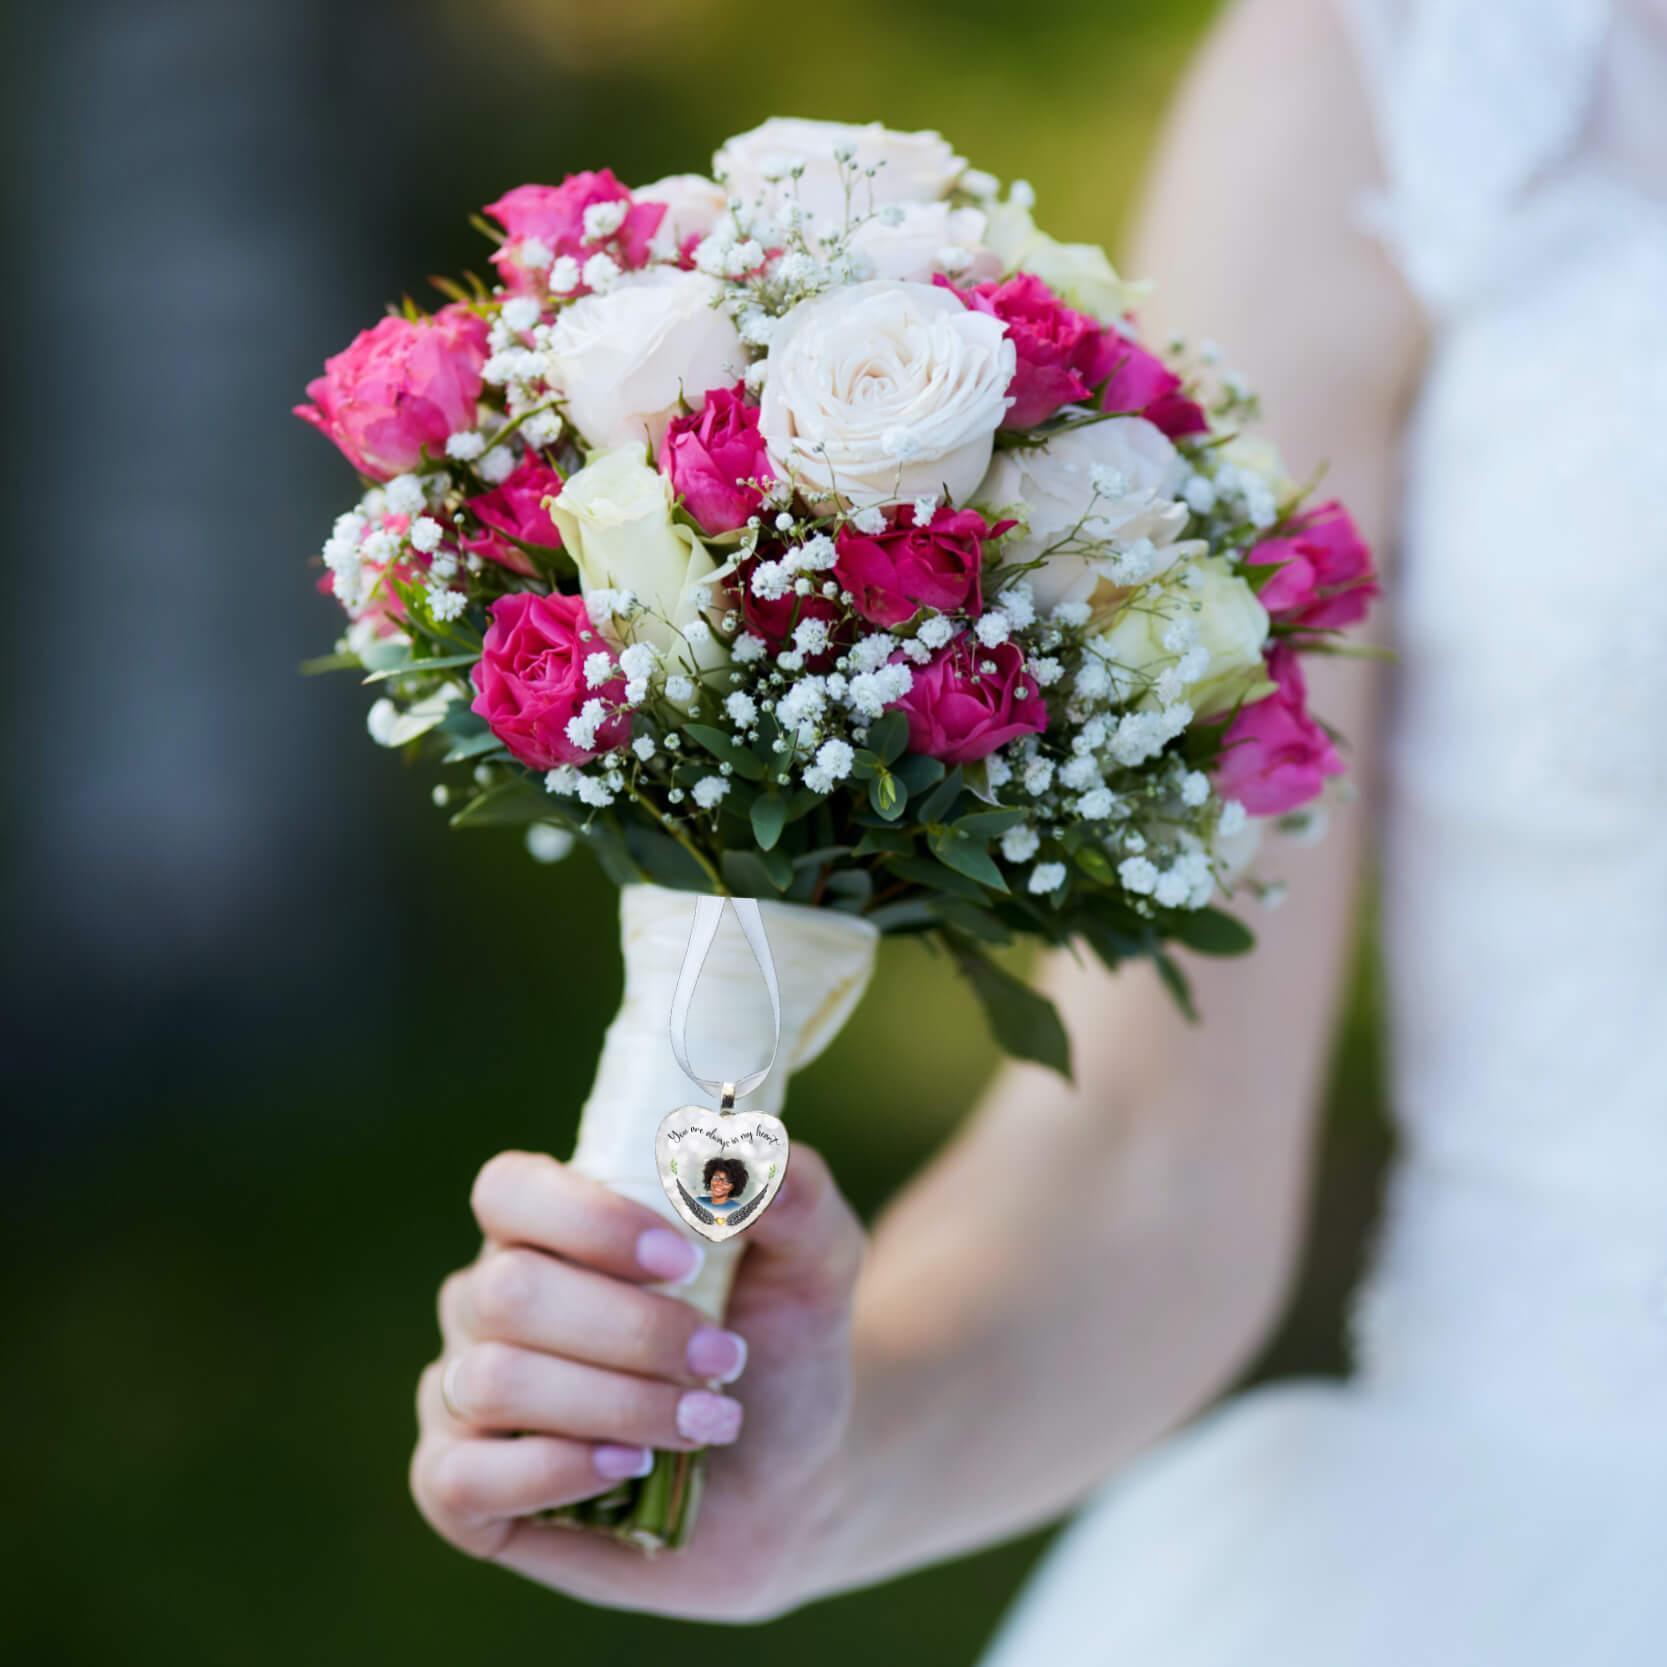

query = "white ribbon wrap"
[
  {"left": 568, "top": 885, "right": 879, "bottom": 1320},
  {"left": 669, "top": 896, "right": 781, "bottom": 1104}
]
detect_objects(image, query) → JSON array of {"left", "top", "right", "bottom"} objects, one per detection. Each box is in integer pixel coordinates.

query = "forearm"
[{"left": 802, "top": 816, "right": 1366, "bottom": 1596}]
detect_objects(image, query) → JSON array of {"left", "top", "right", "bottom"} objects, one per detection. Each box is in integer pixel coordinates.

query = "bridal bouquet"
[{"left": 299, "top": 118, "right": 1377, "bottom": 1548}]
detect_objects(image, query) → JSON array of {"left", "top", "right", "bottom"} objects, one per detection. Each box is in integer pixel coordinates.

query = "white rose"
[
  {"left": 549, "top": 444, "right": 733, "bottom": 673},
  {"left": 714, "top": 117, "right": 966, "bottom": 230},
  {"left": 759, "top": 279, "right": 1014, "bottom": 509},
  {"left": 846, "top": 203, "right": 1001, "bottom": 284},
  {"left": 546, "top": 269, "right": 745, "bottom": 453},
  {"left": 635, "top": 173, "right": 728, "bottom": 261},
  {"left": 1098, "top": 553, "right": 1273, "bottom": 718},
  {"left": 982, "top": 197, "right": 1146, "bottom": 323},
  {"left": 978, "top": 417, "right": 1191, "bottom": 613}
]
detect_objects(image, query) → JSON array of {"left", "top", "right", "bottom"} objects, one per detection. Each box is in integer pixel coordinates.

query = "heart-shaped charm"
[{"left": 655, "top": 1106, "right": 790, "bottom": 1243}]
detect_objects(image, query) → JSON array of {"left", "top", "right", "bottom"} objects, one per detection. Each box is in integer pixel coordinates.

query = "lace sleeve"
[{"left": 1338, "top": 0, "right": 1611, "bottom": 314}]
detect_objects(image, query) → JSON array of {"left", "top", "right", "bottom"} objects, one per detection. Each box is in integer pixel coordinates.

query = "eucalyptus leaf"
[
  {"left": 929, "top": 831, "right": 1010, "bottom": 893},
  {"left": 933, "top": 899, "right": 1012, "bottom": 945},
  {"left": 919, "top": 766, "right": 965, "bottom": 825},
  {"left": 449, "top": 776, "right": 550, "bottom": 829},
  {"left": 1153, "top": 947, "right": 1200, "bottom": 1023},
  {"left": 863, "top": 710, "right": 910, "bottom": 764},
  {"left": 825, "top": 869, "right": 873, "bottom": 904},
  {"left": 890, "top": 854, "right": 993, "bottom": 904},
  {"left": 895, "top": 754, "right": 946, "bottom": 796},
  {"left": 865, "top": 899, "right": 939, "bottom": 932},
  {"left": 868, "top": 770, "right": 907, "bottom": 821},
  {"left": 955, "top": 807, "right": 1028, "bottom": 839},
  {"left": 441, "top": 729, "right": 504, "bottom": 764},
  {"left": 1167, "top": 906, "right": 1256, "bottom": 957},
  {"left": 750, "top": 793, "right": 787, "bottom": 852},
  {"left": 721, "top": 850, "right": 777, "bottom": 898},
  {"left": 623, "top": 824, "right": 710, "bottom": 891},
  {"left": 853, "top": 827, "right": 914, "bottom": 858},
  {"left": 362, "top": 651, "right": 479, "bottom": 684},
  {"left": 1074, "top": 845, "right": 1117, "bottom": 886},
  {"left": 685, "top": 723, "right": 765, "bottom": 780},
  {"left": 946, "top": 939, "right": 1073, "bottom": 1079}
]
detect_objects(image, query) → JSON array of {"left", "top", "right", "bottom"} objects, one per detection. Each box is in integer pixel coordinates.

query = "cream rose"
[
  {"left": 713, "top": 118, "right": 966, "bottom": 229},
  {"left": 1098, "top": 553, "right": 1273, "bottom": 718},
  {"left": 846, "top": 203, "right": 1000, "bottom": 284},
  {"left": 759, "top": 279, "right": 1014, "bottom": 509},
  {"left": 549, "top": 444, "right": 733, "bottom": 673},
  {"left": 546, "top": 269, "right": 745, "bottom": 453},
  {"left": 978, "top": 417, "right": 1191, "bottom": 614},
  {"left": 635, "top": 173, "right": 729, "bottom": 262},
  {"left": 982, "top": 196, "right": 1146, "bottom": 324}
]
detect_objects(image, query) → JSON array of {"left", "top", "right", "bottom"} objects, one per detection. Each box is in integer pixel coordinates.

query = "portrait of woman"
[{"left": 695, "top": 1157, "right": 750, "bottom": 1218}]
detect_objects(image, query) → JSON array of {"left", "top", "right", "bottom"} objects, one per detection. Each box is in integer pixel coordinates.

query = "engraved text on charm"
[{"left": 655, "top": 1106, "right": 790, "bottom": 1243}]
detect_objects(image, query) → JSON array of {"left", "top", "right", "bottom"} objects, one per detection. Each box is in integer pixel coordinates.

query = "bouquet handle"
[{"left": 544, "top": 884, "right": 877, "bottom": 1551}]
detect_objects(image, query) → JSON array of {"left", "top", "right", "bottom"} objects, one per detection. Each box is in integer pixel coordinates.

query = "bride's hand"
[{"left": 411, "top": 1144, "right": 866, "bottom": 1620}]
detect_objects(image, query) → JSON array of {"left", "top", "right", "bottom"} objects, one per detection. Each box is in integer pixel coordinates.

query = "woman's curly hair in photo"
[{"left": 703, "top": 1157, "right": 749, "bottom": 1195}]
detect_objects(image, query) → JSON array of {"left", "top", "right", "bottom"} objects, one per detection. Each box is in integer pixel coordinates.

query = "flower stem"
[{"left": 627, "top": 781, "right": 726, "bottom": 894}]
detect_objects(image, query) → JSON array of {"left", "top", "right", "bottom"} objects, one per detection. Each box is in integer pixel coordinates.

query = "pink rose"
[
  {"left": 1212, "top": 644, "right": 1344, "bottom": 815},
  {"left": 1245, "top": 502, "right": 1378, "bottom": 631},
  {"left": 1081, "top": 325, "right": 1208, "bottom": 439},
  {"left": 660, "top": 383, "right": 772, "bottom": 534},
  {"left": 892, "top": 637, "right": 1048, "bottom": 764},
  {"left": 940, "top": 273, "right": 1098, "bottom": 428},
  {"left": 483, "top": 172, "right": 666, "bottom": 295},
  {"left": 469, "top": 591, "right": 628, "bottom": 770},
  {"left": 730, "top": 554, "right": 846, "bottom": 670},
  {"left": 294, "top": 303, "right": 489, "bottom": 480},
  {"left": 834, "top": 505, "right": 1010, "bottom": 629},
  {"left": 460, "top": 455, "right": 564, "bottom": 578}
]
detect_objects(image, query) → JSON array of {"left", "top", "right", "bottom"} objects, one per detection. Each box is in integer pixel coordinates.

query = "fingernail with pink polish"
[
  {"left": 686, "top": 1326, "right": 748, "bottom": 1384},
  {"left": 637, "top": 1227, "right": 703, "bottom": 1286},
  {"left": 594, "top": 1443, "right": 655, "bottom": 1480},
  {"left": 676, "top": 1389, "right": 743, "bottom": 1446}
]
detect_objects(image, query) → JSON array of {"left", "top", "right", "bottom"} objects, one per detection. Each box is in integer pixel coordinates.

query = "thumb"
[{"left": 736, "top": 1141, "right": 866, "bottom": 1308}]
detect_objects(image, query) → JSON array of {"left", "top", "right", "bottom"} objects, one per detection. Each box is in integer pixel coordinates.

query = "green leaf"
[
  {"left": 721, "top": 849, "right": 778, "bottom": 898},
  {"left": 684, "top": 723, "right": 765, "bottom": 780},
  {"left": 889, "top": 854, "right": 993, "bottom": 904},
  {"left": 928, "top": 831, "right": 1010, "bottom": 893},
  {"left": 449, "top": 777, "right": 549, "bottom": 828},
  {"left": 576, "top": 820, "right": 641, "bottom": 886},
  {"left": 894, "top": 754, "right": 946, "bottom": 795},
  {"left": 1073, "top": 845, "right": 1117, "bottom": 886},
  {"left": 947, "top": 940, "right": 1073, "bottom": 1079},
  {"left": 865, "top": 899, "right": 940, "bottom": 932},
  {"left": 759, "top": 845, "right": 794, "bottom": 892},
  {"left": 299, "top": 652, "right": 361, "bottom": 677},
  {"left": 1075, "top": 915, "right": 1144, "bottom": 972},
  {"left": 362, "top": 651, "right": 480, "bottom": 684},
  {"left": 933, "top": 899, "right": 1012, "bottom": 945},
  {"left": 792, "top": 844, "right": 855, "bottom": 871},
  {"left": 1167, "top": 906, "right": 1256, "bottom": 957},
  {"left": 623, "top": 824, "right": 709, "bottom": 891},
  {"left": 750, "top": 792, "right": 787, "bottom": 852},
  {"left": 863, "top": 710, "right": 910, "bottom": 765},
  {"left": 868, "top": 769, "right": 907, "bottom": 821},
  {"left": 853, "top": 826, "right": 914, "bottom": 858},
  {"left": 1153, "top": 947, "right": 1200, "bottom": 1023},
  {"left": 441, "top": 729, "right": 503, "bottom": 764},
  {"left": 955, "top": 807, "right": 1027, "bottom": 840},
  {"left": 825, "top": 869, "right": 873, "bottom": 904},
  {"left": 919, "top": 766, "right": 964, "bottom": 825}
]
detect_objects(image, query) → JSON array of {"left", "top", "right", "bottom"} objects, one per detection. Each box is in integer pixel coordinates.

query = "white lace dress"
[{"left": 979, "top": 3, "right": 1667, "bottom": 1662}]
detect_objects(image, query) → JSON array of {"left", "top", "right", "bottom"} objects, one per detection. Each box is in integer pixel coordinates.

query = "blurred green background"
[{"left": 6, "top": 1, "right": 1390, "bottom": 1661}]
